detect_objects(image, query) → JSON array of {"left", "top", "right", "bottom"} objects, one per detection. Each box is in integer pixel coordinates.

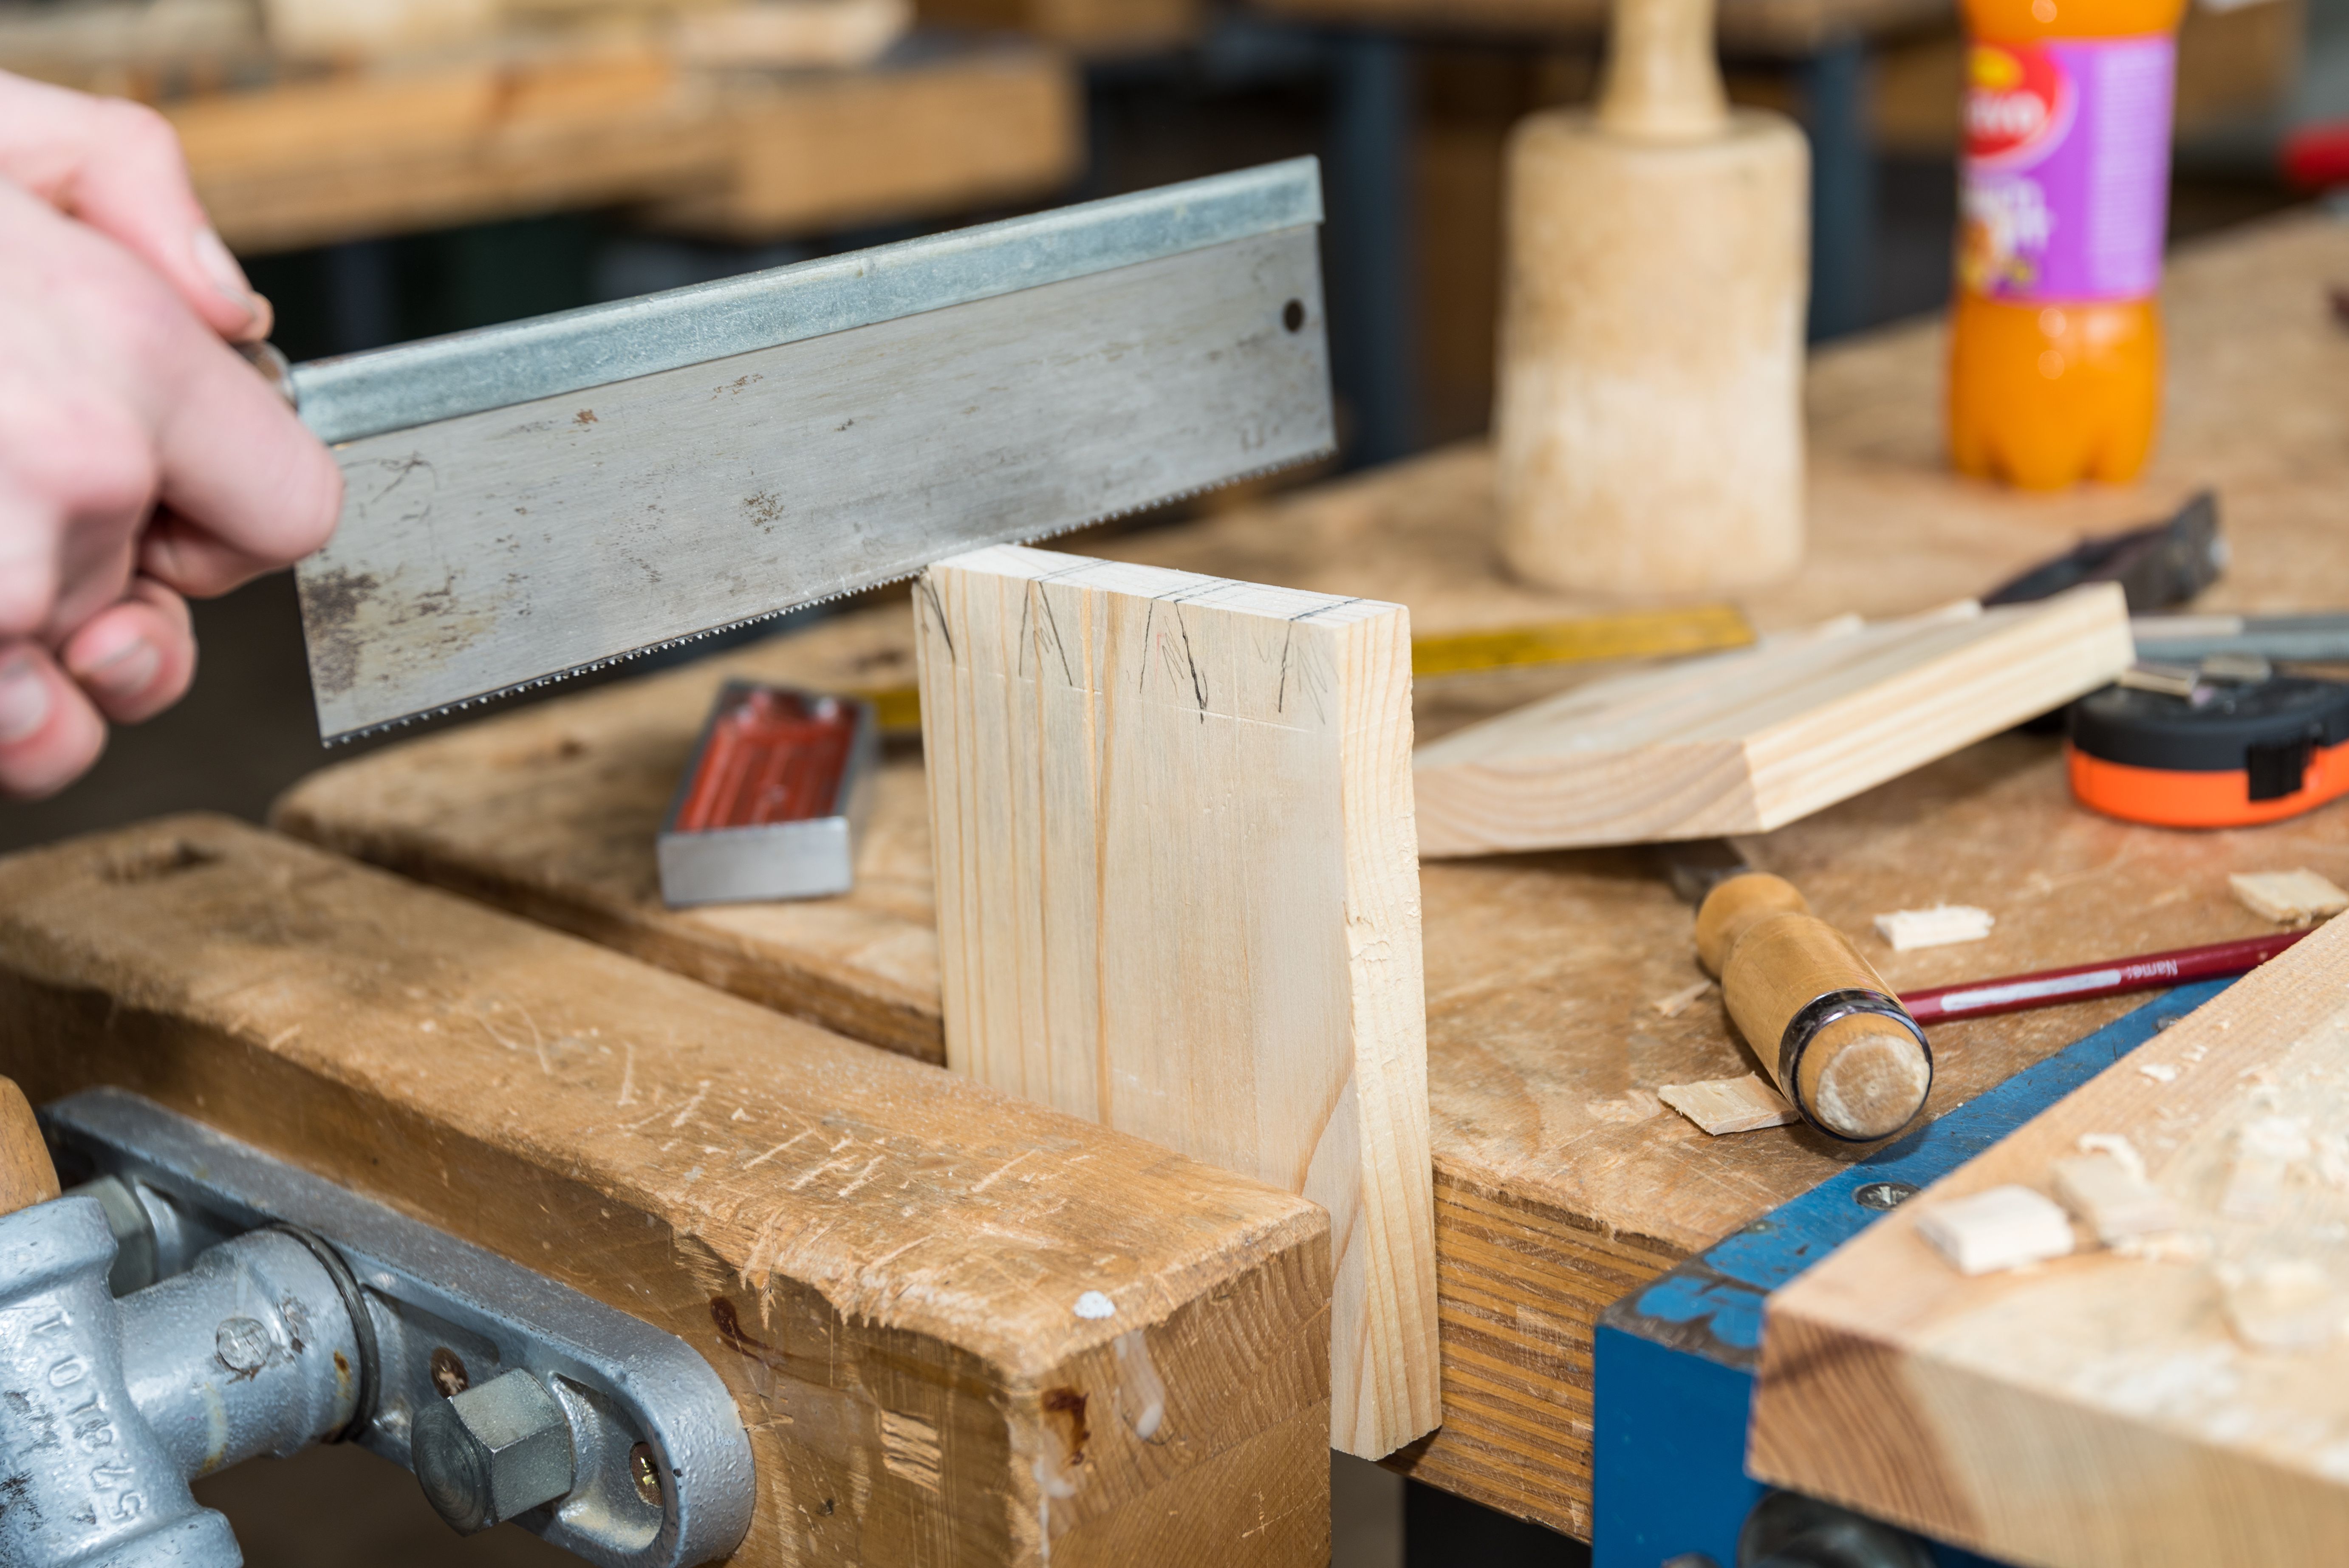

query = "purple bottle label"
[{"left": 1959, "top": 35, "right": 2176, "bottom": 302}]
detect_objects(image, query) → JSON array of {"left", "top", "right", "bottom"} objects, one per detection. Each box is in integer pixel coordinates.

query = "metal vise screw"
[
  {"left": 0, "top": 1186, "right": 573, "bottom": 1567},
  {"left": 0, "top": 1195, "right": 356, "bottom": 1567}
]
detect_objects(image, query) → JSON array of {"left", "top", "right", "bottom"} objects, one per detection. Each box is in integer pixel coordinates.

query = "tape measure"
[{"left": 2068, "top": 672, "right": 2349, "bottom": 827}]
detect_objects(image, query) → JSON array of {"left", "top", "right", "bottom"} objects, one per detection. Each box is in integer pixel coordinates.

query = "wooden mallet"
[{"left": 1696, "top": 873, "right": 1933, "bottom": 1141}]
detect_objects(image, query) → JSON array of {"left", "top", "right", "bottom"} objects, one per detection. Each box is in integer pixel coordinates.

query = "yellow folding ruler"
[{"left": 855, "top": 603, "right": 1752, "bottom": 733}]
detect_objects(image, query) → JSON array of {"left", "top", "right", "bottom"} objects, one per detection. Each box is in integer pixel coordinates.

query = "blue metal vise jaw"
[{"left": 1590, "top": 978, "right": 2235, "bottom": 1568}]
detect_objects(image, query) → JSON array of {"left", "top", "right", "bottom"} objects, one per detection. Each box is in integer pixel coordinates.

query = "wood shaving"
[
  {"left": 1915, "top": 1185, "right": 2075, "bottom": 1275},
  {"left": 2138, "top": 1061, "right": 2179, "bottom": 1083},
  {"left": 1656, "top": 1074, "right": 1798, "bottom": 1135},
  {"left": 1874, "top": 904, "right": 1996, "bottom": 951},
  {"left": 2114, "top": 1231, "right": 2210, "bottom": 1264},
  {"left": 2052, "top": 1150, "right": 2179, "bottom": 1243},
  {"left": 1650, "top": 979, "right": 1713, "bottom": 1018},
  {"left": 2222, "top": 1116, "right": 2312, "bottom": 1220},
  {"left": 2230, "top": 868, "right": 2349, "bottom": 927},
  {"left": 2219, "top": 1260, "right": 2344, "bottom": 1353},
  {"left": 2077, "top": 1132, "right": 2147, "bottom": 1182}
]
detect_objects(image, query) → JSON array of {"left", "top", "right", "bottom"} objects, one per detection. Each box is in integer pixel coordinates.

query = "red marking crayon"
[{"left": 1900, "top": 930, "right": 2312, "bottom": 1025}]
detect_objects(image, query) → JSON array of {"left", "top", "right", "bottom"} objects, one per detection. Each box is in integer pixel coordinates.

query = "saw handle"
[
  {"left": 1697, "top": 874, "right": 1932, "bottom": 1142},
  {"left": 236, "top": 339, "right": 297, "bottom": 409},
  {"left": 0, "top": 1076, "right": 59, "bottom": 1217}
]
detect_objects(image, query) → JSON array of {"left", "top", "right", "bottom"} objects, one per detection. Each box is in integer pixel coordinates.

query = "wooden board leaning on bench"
[
  {"left": 0, "top": 816, "right": 1332, "bottom": 1568},
  {"left": 275, "top": 213, "right": 2349, "bottom": 1535}
]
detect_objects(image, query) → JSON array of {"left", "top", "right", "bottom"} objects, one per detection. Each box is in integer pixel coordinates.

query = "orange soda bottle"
[{"left": 1948, "top": 0, "right": 2185, "bottom": 489}]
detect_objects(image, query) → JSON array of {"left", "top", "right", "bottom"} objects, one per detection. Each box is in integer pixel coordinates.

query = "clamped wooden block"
[
  {"left": 915, "top": 544, "right": 1441, "bottom": 1461},
  {"left": 1696, "top": 874, "right": 1932, "bottom": 1142}
]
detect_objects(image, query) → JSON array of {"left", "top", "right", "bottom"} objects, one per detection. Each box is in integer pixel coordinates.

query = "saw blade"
[{"left": 290, "top": 160, "right": 1334, "bottom": 743}]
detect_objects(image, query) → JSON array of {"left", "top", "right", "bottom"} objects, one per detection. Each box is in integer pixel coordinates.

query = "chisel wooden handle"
[
  {"left": 0, "top": 1076, "right": 59, "bottom": 1216},
  {"left": 1696, "top": 874, "right": 1932, "bottom": 1141}
]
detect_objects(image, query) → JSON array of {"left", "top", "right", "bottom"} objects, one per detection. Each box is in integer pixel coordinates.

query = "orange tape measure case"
[{"left": 2067, "top": 676, "right": 2349, "bottom": 827}]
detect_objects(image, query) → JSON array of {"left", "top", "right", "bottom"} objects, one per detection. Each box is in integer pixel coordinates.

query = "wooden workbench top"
[
  {"left": 277, "top": 208, "right": 2349, "bottom": 1535},
  {"left": 135, "top": 36, "right": 1079, "bottom": 254},
  {"left": 0, "top": 816, "right": 1333, "bottom": 1566}
]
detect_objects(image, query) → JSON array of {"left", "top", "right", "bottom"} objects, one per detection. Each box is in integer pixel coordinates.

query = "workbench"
[
  {"left": 0, "top": 28, "right": 1078, "bottom": 255},
  {"left": 271, "top": 208, "right": 2349, "bottom": 1542}
]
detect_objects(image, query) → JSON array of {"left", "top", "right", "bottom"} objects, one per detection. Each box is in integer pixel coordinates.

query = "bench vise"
[{"left": 0, "top": 1087, "right": 753, "bottom": 1568}]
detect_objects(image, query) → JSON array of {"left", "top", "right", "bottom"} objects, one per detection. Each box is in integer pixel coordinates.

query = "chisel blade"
[{"left": 289, "top": 159, "right": 1334, "bottom": 742}]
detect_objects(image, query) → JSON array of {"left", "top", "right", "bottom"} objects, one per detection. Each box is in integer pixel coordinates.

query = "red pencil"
[{"left": 1900, "top": 930, "right": 2313, "bottom": 1025}]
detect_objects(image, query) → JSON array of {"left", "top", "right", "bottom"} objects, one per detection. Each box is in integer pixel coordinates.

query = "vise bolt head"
[{"left": 413, "top": 1369, "right": 576, "bottom": 1535}]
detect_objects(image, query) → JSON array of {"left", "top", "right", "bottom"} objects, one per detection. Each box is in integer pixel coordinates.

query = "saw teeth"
[{"left": 318, "top": 445, "right": 1338, "bottom": 747}]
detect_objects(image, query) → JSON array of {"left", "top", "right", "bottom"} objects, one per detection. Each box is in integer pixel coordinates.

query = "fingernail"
[
  {"left": 74, "top": 636, "right": 158, "bottom": 701},
  {"left": 0, "top": 656, "right": 52, "bottom": 745},
  {"left": 191, "top": 226, "right": 262, "bottom": 331}
]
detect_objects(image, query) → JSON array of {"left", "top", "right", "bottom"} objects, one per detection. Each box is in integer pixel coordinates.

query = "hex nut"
[{"left": 413, "top": 1370, "right": 576, "bottom": 1534}]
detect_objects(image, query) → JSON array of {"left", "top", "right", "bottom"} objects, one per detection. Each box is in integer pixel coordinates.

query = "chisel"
[{"left": 1662, "top": 844, "right": 1933, "bottom": 1142}]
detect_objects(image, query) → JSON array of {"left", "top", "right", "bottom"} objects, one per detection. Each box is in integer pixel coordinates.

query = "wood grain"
[
  {"left": 0, "top": 815, "right": 1332, "bottom": 1568},
  {"left": 275, "top": 213, "right": 2349, "bottom": 1536},
  {"left": 1411, "top": 588, "right": 2133, "bottom": 856},
  {"left": 0, "top": 1078, "right": 60, "bottom": 1215},
  {"left": 639, "top": 44, "right": 1078, "bottom": 240},
  {"left": 1752, "top": 910, "right": 2349, "bottom": 1567},
  {"left": 170, "top": 46, "right": 722, "bottom": 254},
  {"left": 915, "top": 547, "right": 1439, "bottom": 1461},
  {"left": 162, "top": 40, "right": 1075, "bottom": 255}
]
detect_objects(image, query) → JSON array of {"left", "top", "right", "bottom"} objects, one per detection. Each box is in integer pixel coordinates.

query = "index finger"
[
  {"left": 0, "top": 71, "right": 269, "bottom": 343},
  {"left": 147, "top": 335, "right": 343, "bottom": 590}
]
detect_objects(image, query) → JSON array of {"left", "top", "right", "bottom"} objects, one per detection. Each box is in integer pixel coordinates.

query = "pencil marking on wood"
[
  {"left": 1035, "top": 585, "right": 1077, "bottom": 688},
  {"left": 915, "top": 575, "right": 954, "bottom": 665},
  {"left": 1174, "top": 603, "right": 1207, "bottom": 720},
  {"left": 917, "top": 543, "right": 1436, "bottom": 1458}
]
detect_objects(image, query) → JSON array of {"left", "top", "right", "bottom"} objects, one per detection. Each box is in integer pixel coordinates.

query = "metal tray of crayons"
[{"left": 657, "top": 681, "right": 879, "bottom": 907}]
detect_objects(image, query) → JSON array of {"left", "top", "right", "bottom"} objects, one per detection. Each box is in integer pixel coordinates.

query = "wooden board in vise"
[
  {"left": 0, "top": 816, "right": 1332, "bottom": 1568},
  {"left": 915, "top": 547, "right": 1439, "bottom": 1461},
  {"left": 275, "top": 212, "right": 2349, "bottom": 1536}
]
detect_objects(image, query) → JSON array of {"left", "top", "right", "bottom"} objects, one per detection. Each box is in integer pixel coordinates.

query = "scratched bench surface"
[
  {"left": 276, "top": 211, "right": 2349, "bottom": 1535},
  {"left": 0, "top": 816, "right": 1333, "bottom": 1568}
]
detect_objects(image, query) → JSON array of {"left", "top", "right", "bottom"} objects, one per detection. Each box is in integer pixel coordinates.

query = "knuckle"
[
  {"left": 101, "top": 99, "right": 183, "bottom": 165},
  {"left": 14, "top": 407, "right": 158, "bottom": 520}
]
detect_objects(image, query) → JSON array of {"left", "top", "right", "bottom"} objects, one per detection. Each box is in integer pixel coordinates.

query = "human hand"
[{"left": 0, "top": 73, "right": 341, "bottom": 797}]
